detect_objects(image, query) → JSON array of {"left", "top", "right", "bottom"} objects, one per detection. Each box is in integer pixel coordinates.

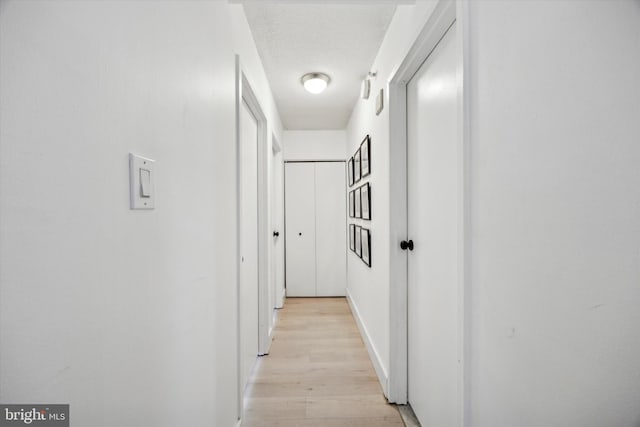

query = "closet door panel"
[
  {"left": 315, "top": 162, "right": 347, "bottom": 296},
  {"left": 284, "top": 163, "right": 316, "bottom": 296}
]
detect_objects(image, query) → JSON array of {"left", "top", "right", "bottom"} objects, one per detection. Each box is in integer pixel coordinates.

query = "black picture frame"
[
  {"left": 360, "top": 182, "right": 371, "bottom": 220},
  {"left": 360, "top": 135, "right": 371, "bottom": 178},
  {"left": 349, "top": 224, "right": 356, "bottom": 251},
  {"left": 361, "top": 228, "right": 371, "bottom": 267},
  {"left": 355, "top": 225, "right": 362, "bottom": 257},
  {"left": 348, "top": 157, "right": 354, "bottom": 187},
  {"left": 355, "top": 187, "right": 362, "bottom": 219},
  {"left": 349, "top": 191, "right": 355, "bottom": 218},
  {"left": 354, "top": 148, "right": 362, "bottom": 183}
]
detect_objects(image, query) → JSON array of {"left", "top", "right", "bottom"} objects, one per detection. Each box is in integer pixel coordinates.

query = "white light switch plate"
[{"left": 129, "top": 153, "right": 155, "bottom": 210}]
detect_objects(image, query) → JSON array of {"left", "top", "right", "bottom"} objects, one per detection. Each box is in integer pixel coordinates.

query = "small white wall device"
[
  {"left": 129, "top": 153, "right": 155, "bottom": 209},
  {"left": 375, "top": 88, "right": 384, "bottom": 116},
  {"left": 361, "top": 78, "right": 371, "bottom": 100}
]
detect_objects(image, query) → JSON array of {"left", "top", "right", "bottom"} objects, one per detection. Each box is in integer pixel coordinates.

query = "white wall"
[
  {"left": 348, "top": 2, "right": 640, "bottom": 425},
  {"left": 467, "top": 1, "right": 640, "bottom": 426},
  {"left": 283, "top": 130, "right": 346, "bottom": 161},
  {"left": 0, "top": 1, "right": 280, "bottom": 426},
  {"left": 345, "top": 1, "right": 438, "bottom": 394}
]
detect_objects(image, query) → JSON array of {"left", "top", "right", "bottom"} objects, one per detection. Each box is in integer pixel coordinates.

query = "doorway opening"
[
  {"left": 236, "top": 56, "right": 273, "bottom": 420},
  {"left": 387, "top": 0, "right": 470, "bottom": 425}
]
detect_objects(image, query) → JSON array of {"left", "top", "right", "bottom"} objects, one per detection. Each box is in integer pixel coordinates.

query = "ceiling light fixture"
[{"left": 301, "top": 72, "right": 330, "bottom": 94}]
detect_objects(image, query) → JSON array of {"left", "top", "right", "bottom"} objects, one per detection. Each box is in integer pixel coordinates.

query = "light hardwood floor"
[{"left": 241, "top": 297, "right": 404, "bottom": 427}]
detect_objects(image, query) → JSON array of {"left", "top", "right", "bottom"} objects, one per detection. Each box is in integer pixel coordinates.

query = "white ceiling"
[{"left": 242, "top": 2, "right": 402, "bottom": 130}]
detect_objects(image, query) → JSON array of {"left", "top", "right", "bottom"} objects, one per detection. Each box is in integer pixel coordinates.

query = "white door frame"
[
  {"left": 387, "top": 1, "right": 471, "bottom": 423},
  {"left": 235, "top": 56, "right": 272, "bottom": 419},
  {"left": 271, "top": 133, "right": 285, "bottom": 310}
]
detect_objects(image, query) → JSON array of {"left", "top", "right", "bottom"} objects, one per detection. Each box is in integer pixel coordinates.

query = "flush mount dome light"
[{"left": 301, "top": 72, "right": 330, "bottom": 94}]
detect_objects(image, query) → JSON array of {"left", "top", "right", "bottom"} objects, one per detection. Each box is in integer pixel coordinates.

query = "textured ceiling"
[{"left": 242, "top": 3, "right": 399, "bottom": 130}]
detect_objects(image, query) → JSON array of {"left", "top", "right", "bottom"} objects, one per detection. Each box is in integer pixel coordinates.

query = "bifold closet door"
[
  {"left": 315, "top": 162, "right": 347, "bottom": 296},
  {"left": 284, "top": 163, "right": 316, "bottom": 296}
]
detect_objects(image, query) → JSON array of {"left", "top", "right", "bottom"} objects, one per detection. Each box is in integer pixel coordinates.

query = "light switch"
[
  {"left": 140, "top": 168, "right": 151, "bottom": 198},
  {"left": 129, "top": 153, "right": 155, "bottom": 209}
]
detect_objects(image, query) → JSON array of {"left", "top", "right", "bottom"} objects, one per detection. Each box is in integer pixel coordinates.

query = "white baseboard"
[
  {"left": 269, "top": 305, "right": 280, "bottom": 337},
  {"left": 346, "top": 289, "right": 389, "bottom": 397},
  {"left": 276, "top": 287, "right": 286, "bottom": 309}
]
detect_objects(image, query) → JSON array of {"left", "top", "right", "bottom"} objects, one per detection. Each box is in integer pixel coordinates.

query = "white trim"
[
  {"left": 235, "top": 55, "right": 272, "bottom": 421},
  {"left": 277, "top": 287, "right": 286, "bottom": 309},
  {"left": 270, "top": 303, "right": 280, "bottom": 335},
  {"left": 283, "top": 158, "right": 347, "bottom": 163},
  {"left": 387, "top": 57, "right": 408, "bottom": 405},
  {"left": 231, "top": 0, "right": 416, "bottom": 3},
  {"left": 346, "top": 289, "right": 389, "bottom": 397},
  {"left": 457, "top": 1, "right": 473, "bottom": 425},
  {"left": 272, "top": 134, "right": 286, "bottom": 310},
  {"left": 239, "top": 72, "right": 272, "bottom": 358},
  {"left": 387, "top": 1, "right": 469, "bottom": 423},
  {"left": 234, "top": 55, "right": 242, "bottom": 423},
  {"left": 272, "top": 133, "right": 282, "bottom": 154}
]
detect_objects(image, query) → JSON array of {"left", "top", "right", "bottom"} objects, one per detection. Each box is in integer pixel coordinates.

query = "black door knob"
[
  {"left": 273, "top": 231, "right": 280, "bottom": 237},
  {"left": 400, "top": 240, "right": 414, "bottom": 251}
]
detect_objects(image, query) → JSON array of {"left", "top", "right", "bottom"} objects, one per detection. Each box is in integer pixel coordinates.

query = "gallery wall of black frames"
[{"left": 348, "top": 135, "right": 372, "bottom": 267}]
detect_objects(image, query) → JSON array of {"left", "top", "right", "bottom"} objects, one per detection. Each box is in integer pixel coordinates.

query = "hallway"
[
  {"left": 242, "top": 298, "right": 403, "bottom": 427},
  {"left": 2, "top": 1, "right": 640, "bottom": 426}
]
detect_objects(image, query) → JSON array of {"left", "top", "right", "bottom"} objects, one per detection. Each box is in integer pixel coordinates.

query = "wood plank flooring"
[{"left": 242, "top": 297, "right": 404, "bottom": 427}]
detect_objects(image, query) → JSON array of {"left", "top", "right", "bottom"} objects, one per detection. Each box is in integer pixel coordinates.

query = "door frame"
[
  {"left": 235, "top": 56, "right": 272, "bottom": 419},
  {"left": 271, "top": 133, "right": 285, "bottom": 310},
  {"left": 387, "top": 0, "right": 471, "bottom": 424}
]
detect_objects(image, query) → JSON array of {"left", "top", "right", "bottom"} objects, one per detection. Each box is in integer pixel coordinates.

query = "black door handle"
[
  {"left": 400, "top": 240, "right": 414, "bottom": 251},
  {"left": 273, "top": 231, "right": 280, "bottom": 237}
]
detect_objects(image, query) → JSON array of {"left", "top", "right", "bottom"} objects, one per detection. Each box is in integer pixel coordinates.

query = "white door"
[
  {"left": 239, "top": 100, "right": 259, "bottom": 394},
  {"left": 271, "top": 143, "right": 284, "bottom": 312},
  {"left": 284, "top": 162, "right": 316, "bottom": 296},
  {"left": 274, "top": 151, "right": 285, "bottom": 308},
  {"left": 407, "top": 22, "right": 460, "bottom": 426},
  {"left": 315, "top": 162, "right": 347, "bottom": 296}
]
